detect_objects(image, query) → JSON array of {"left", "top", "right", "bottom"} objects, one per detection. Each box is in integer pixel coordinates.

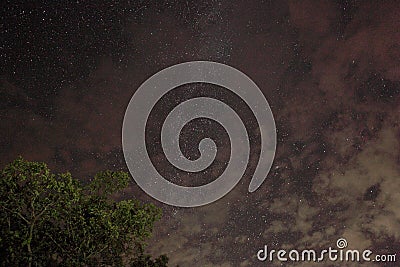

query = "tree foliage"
[{"left": 0, "top": 158, "right": 168, "bottom": 266}]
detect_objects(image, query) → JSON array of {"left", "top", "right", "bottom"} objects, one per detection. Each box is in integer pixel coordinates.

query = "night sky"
[{"left": 1, "top": 1, "right": 400, "bottom": 266}]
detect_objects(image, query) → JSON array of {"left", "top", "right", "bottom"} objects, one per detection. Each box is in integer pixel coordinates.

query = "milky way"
[{"left": 1, "top": 1, "right": 400, "bottom": 266}]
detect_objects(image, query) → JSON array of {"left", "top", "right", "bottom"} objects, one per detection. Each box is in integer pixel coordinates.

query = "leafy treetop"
[{"left": 0, "top": 157, "right": 169, "bottom": 267}]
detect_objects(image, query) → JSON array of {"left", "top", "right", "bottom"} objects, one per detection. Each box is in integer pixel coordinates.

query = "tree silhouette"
[{"left": 0, "top": 158, "right": 169, "bottom": 267}]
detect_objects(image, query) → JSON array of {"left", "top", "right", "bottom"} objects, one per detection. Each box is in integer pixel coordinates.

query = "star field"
[{"left": 1, "top": 1, "right": 400, "bottom": 266}]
